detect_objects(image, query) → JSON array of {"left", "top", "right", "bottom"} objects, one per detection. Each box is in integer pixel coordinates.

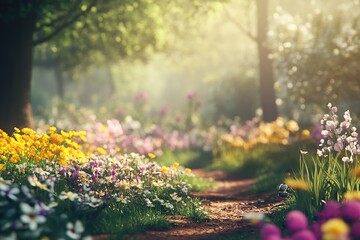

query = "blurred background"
[{"left": 27, "top": 0, "right": 360, "bottom": 129}]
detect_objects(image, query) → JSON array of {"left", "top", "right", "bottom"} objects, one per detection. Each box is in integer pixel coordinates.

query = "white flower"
[
  {"left": 59, "top": 191, "right": 79, "bottom": 201},
  {"left": 317, "top": 149, "right": 323, "bottom": 157},
  {"left": 20, "top": 203, "right": 46, "bottom": 230},
  {"left": 66, "top": 220, "right": 85, "bottom": 239},
  {"left": 321, "top": 130, "right": 329, "bottom": 137},
  {"left": 334, "top": 141, "right": 344, "bottom": 152},
  {"left": 342, "top": 156, "right": 353, "bottom": 163}
]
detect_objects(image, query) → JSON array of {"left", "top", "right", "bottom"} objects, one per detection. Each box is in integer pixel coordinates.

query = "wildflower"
[
  {"left": 163, "top": 201, "right": 174, "bottom": 210},
  {"left": 341, "top": 201, "right": 360, "bottom": 222},
  {"left": 352, "top": 167, "right": 360, "bottom": 178},
  {"left": 66, "top": 220, "right": 85, "bottom": 240},
  {"left": 145, "top": 198, "right": 154, "bottom": 207},
  {"left": 20, "top": 203, "right": 46, "bottom": 230},
  {"left": 28, "top": 176, "right": 48, "bottom": 190},
  {"left": 173, "top": 162, "right": 179, "bottom": 168},
  {"left": 343, "top": 191, "right": 360, "bottom": 201},
  {"left": 185, "top": 168, "right": 191, "bottom": 174},
  {"left": 316, "top": 201, "right": 342, "bottom": 224},
  {"left": 286, "top": 210, "right": 308, "bottom": 233},
  {"left": 260, "top": 223, "right": 281, "bottom": 240},
  {"left": 351, "top": 222, "right": 360, "bottom": 239},
  {"left": 321, "top": 218, "right": 350, "bottom": 240},
  {"left": 97, "top": 147, "right": 106, "bottom": 155},
  {"left": 148, "top": 153, "right": 156, "bottom": 159},
  {"left": 286, "top": 120, "right": 299, "bottom": 132},
  {"left": 284, "top": 178, "right": 309, "bottom": 190},
  {"left": 0, "top": 163, "right": 5, "bottom": 171},
  {"left": 116, "top": 195, "right": 129, "bottom": 204},
  {"left": 0, "top": 183, "right": 20, "bottom": 201},
  {"left": 292, "top": 229, "right": 316, "bottom": 240},
  {"left": 161, "top": 166, "right": 168, "bottom": 174},
  {"left": 59, "top": 191, "right": 79, "bottom": 201},
  {"left": 342, "top": 156, "right": 353, "bottom": 163}
]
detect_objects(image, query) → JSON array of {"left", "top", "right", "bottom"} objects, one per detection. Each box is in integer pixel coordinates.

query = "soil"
[{"left": 124, "top": 169, "right": 284, "bottom": 240}]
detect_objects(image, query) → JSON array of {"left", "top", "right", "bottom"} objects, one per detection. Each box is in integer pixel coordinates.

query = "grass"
[
  {"left": 89, "top": 197, "right": 207, "bottom": 237},
  {"left": 157, "top": 149, "right": 213, "bottom": 169},
  {"left": 183, "top": 175, "right": 217, "bottom": 192}
]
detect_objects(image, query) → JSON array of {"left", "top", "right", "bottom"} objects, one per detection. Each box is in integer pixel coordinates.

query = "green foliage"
[
  {"left": 211, "top": 143, "right": 302, "bottom": 177},
  {"left": 292, "top": 153, "right": 360, "bottom": 218},
  {"left": 270, "top": 2, "right": 360, "bottom": 113}
]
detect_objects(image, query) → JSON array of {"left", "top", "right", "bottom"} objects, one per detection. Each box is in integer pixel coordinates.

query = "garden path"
[{"left": 127, "top": 169, "right": 283, "bottom": 240}]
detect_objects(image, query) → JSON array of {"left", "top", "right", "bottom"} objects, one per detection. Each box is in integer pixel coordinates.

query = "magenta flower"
[
  {"left": 292, "top": 229, "right": 316, "bottom": 240},
  {"left": 286, "top": 210, "right": 308, "bottom": 233},
  {"left": 351, "top": 221, "right": 360, "bottom": 238},
  {"left": 342, "top": 201, "right": 360, "bottom": 222},
  {"left": 260, "top": 223, "right": 281, "bottom": 240},
  {"left": 316, "top": 200, "right": 341, "bottom": 224}
]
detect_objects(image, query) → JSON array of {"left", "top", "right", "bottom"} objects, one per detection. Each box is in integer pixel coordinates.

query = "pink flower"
[
  {"left": 292, "top": 229, "right": 316, "bottom": 240},
  {"left": 286, "top": 210, "right": 308, "bottom": 233},
  {"left": 342, "top": 201, "right": 360, "bottom": 222},
  {"left": 260, "top": 224, "right": 281, "bottom": 240}
]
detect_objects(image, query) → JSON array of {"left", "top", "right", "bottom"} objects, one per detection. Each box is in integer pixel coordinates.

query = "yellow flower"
[
  {"left": 97, "top": 147, "right": 106, "bottom": 155},
  {"left": 0, "top": 164, "right": 6, "bottom": 171},
  {"left": 50, "top": 133, "right": 65, "bottom": 144},
  {"left": 321, "top": 218, "right": 350, "bottom": 240},
  {"left": 301, "top": 129, "right": 310, "bottom": 139},
  {"left": 185, "top": 168, "right": 191, "bottom": 174},
  {"left": 173, "top": 162, "right": 179, "bottom": 168},
  {"left": 148, "top": 153, "right": 156, "bottom": 159},
  {"left": 48, "top": 126, "right": 57, "bottom": 133},
  {"left": 343, "top": 191, "right": 360, "bottom": 201},
  {"left": 286, "top": 120, "right": 299, "bottom": 132},
  {"left": 161, "top": 166, "right": 168, "bottom": 174},
  {"left": 21, "top": 128, "right": 35, "bottom": 135},
  {"left": 9, "top": 154, "right": 20, "bottom": 163},
  {"left": 352, "top": 167, "right": 360, "bottom": 178},
  {"left": 284, "top": 178, "right": 309, "bottom": 190}
]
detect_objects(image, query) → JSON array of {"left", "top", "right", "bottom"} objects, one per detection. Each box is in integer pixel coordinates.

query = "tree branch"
[
  {"left": 222, "top": 3, "right": 258, "bottom": 42},
  {"left": 34, "top": 1, "right": 82, "bottom": 32},
  {"left": 33, "top": 0, "right": 98, "bottom": 46}
]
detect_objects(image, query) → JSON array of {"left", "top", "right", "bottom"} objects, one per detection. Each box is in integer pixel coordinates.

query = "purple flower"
[
  {"left": 342, "top": 201, "right": 360, "bottom": 222},
  {"left": 292, "top": 229, "right": 316, "bottom": 240},
  {"left": 316, "top": 200, "right": 341, "bottom": 224},
  {"left": 286, "top": 210, "right": 308, "bottom": 233},
  {"left": 260, "top": 223, "right": 281, "bottom": 240},
  {"left": 310, "top": 223, "right": 322, "bottom": 240},
  {"left": 351, "top": 221, "right": 360, "bottom": 238}
]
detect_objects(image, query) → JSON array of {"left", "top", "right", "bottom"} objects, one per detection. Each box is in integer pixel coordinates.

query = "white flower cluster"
[{"left": 317, "top": 103, "right": 360, "bottom": 162}]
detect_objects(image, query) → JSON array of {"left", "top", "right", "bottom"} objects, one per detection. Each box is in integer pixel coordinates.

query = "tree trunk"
[
  {"left": 256, "top": 0, "right": 278, "bottom": 122},
  {"left": 0, "top": 13, "right": 36, "bottom": 134},
  {"left": 55, "top": 65, "right": 65, "bottom": 100}
]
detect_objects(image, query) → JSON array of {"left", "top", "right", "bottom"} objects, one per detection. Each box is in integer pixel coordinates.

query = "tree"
[
  {"left": 0, "top": 0, "right": 214, "bottom": 134},
  {"left": 224, "top": 0, "right": 278, "bottom": 122},
  {"left": 269, "top": 2, "right": 360, "bottom": 115}
]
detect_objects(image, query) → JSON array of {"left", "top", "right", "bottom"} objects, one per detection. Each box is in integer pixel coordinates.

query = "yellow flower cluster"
[
  {"left": 219, "top": 118, "right": 304, "bottom": 150},
  {"left": 284, "top": 178, "right": 309, "bottom": 190},
  {"left": 0, "top": 127, "right": 87, "bottom": 166}
]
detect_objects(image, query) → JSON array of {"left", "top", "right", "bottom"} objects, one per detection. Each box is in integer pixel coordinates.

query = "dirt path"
[{"left": 128, "top": 169, "right": 282, "bottom": 240}]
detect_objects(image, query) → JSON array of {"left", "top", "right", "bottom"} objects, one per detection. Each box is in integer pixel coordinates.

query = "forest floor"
[{"left": 126, "top": 169, "right": 284, "bottom": 240}]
